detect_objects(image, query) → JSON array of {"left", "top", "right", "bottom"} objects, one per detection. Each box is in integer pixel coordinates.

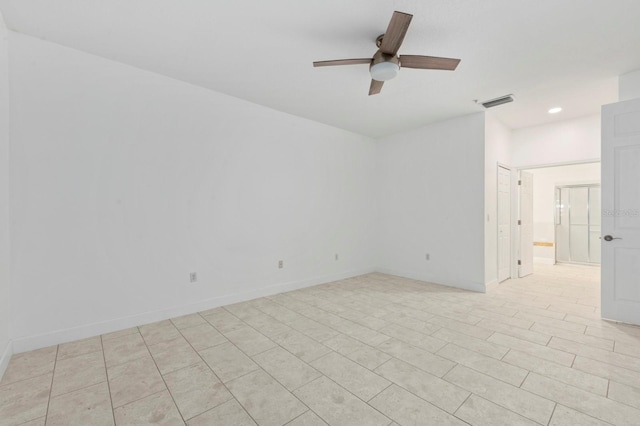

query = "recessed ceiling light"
[{"left": 548, "top": 107, "right": 562, "bottom": 114}]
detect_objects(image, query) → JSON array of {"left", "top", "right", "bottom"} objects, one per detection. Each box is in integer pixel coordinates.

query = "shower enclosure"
[{"left": 555, "top": 184, "right": 601, "bottom": 264}]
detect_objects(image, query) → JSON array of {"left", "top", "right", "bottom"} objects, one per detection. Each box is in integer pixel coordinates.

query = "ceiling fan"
[{"left": 313, "top": 11, "right": 461, "bottom": 95}]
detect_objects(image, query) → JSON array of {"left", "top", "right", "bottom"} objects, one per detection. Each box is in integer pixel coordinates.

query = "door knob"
[{"left": 603, "top": 235, "right": 622, "bottom": 241}]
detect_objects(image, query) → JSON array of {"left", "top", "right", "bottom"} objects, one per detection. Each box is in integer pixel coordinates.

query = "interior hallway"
[{"left": 1, "top": 265, "right": 640, "bottom": 425}]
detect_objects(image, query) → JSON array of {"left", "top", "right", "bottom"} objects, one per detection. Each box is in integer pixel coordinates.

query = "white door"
[
  {"left": 498, "top": 166, "right": 511, "bottom": 282},
  {"left": 601, "top": 98, "right": 640, "bottom": 325},
  {"left": 519, "top": 171, "right": 534, "bottom": 277}
]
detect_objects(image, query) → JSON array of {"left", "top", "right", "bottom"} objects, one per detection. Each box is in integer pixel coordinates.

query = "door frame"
[
  {"left": 512, "top": 159, "right": 601, "bottom": 278},
  {"left": 496, "top": 164, "right": 512, "bottom": 282}
]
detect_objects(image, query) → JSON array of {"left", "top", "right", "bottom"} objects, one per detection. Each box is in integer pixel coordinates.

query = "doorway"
[
  {"left": 520, "top": 162, "right": 601, "bottom": 267},
  {"left": 498, "top": 161, "right": 602, "bottom": 315}
]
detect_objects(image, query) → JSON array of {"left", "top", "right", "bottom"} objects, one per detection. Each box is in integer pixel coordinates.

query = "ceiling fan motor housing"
[{"left": 370, "top": 51, "right": 400, "bottom": 81}]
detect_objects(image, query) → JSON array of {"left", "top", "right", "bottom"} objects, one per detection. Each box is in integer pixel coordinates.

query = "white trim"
[
  {"left": 0, "top": 340, "right": 13, "bottom": 381},
  {"left": 511, "top": 169, "right": 521, "bottom": 278},
  {"left": 555, "top": 181, "right": 600, "bottom": 188},
  {"left": 515, "top": 158, "right": 601, "bottom": 170},
  {"left": 485, "top": 279, "right": 499, "bottom": 291},
  {"left": 497, "top": 164, "right": 512, "bottom": 283},
  {"left": 512, "top": 159, "right": 602, "bottom": 276},
  {"left": 12, "top": 267, "right": 375, "bottom": 353},
  {"left": 375, "top": 268, "right": 486, "bottom": 293}
]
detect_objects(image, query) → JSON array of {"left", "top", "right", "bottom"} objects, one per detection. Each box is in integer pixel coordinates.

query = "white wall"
[
  {"left": 511, "top": 114, "right": 601, "bottom": 168},
  {"left": 376, "top": 113, "right": 486, "bottom": 292},
  {"left": 526, "top": 163, "right": 601, "bottom": 263},
  {"left": 484, "top": 113, "right": 512, "bottom": 284},
  {"left": 0, "top": 11, "right": 12, "bottom": 376},
  {"left": 619, "top": 69, "right": 640, "bottom": 101},
  {"left": 9, "top": 33, "right": 377, "bottom": 352}
]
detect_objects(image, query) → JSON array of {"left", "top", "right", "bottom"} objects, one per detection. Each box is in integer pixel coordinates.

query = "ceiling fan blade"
[
  {"left": 399, "top": 55, "right": 461, "bottom": 70},
  {"left": 379, "top": 11, "right": 413, "bottom": 56},
  {"left": 369, "top": 79, "right": 384, "bottom": 96},
  {"left": 313, "top": 58, "right": 371, "bottom": 67}
]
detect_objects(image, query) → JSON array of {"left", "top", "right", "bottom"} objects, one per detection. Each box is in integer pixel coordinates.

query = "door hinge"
[
  {"left": 518, "top": 260, "right": 522, "bottom": 265},
  {"left": 518, "top": 180, "right": 522, "bottom": 185},
  {"left": 518, "top": 220, "right": 521, "bottom": 225}
]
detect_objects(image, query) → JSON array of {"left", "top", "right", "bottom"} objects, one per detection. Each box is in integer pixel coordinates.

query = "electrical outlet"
[
  {"left": 189, "top": 272, "right": 197, "bottom": 283},
  {"left": 425, "top": 254, "right": 430, "bottom": 261},
  {"left": 278, "top": 260, "right": 283, "bottom": 269},
  {"left": 335, "top": 253, "right": 339, "bottom": 261}
]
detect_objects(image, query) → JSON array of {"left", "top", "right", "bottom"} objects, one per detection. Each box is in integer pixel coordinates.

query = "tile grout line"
[
  {"left": 520, "top": 373, "right": 625, "bottom": 425},
  {"left": 442, "top": 358, "right": 549, "bottom": 397},
  {"left": 113, "top": 388, "right": 167, "bottom": 410},
  {"left": 379, "top": 359, "right": 477, "bottom": 425},
  {"left": 546, "top": 402, "right": 558, "bottom": 425},
  {"left": 112, "top": 336, "right": 226, "bottom": 417},
  {"left": 173, "top": 317, "right": 264, "bottom": 425},
  {"left": 139, "top": 326, "right": 188, "bottom": 425},
  {"left": 304, "top": 371, "right": 394, "bottom": 424},
  {"left": 451, "top": 391, "right": 472, "bottom": 417},
  {"left": 457, "top": 370, "right": 565, "bottom": 425},
  {"left": 365, "top": 382, "right": 393, "bottom": 403},
  {"left": 265, "top": 287, "right": 396, "bottom": 342},
  {"left": 103, "top": 327, "right": 148, "bottom": 369},
  {"left": 99, "top": 335, "right": 117, "bottom": 425},
  {"left": 221, "top": 361, "right": 308, "bottom": 425},
  {"left": 290, "top": 375, "right": 343, "bottom": 425},
  {"left": 500, "top": 347, "right": 511, "bottom": 361},
  {"left": 44, "top": 375, "right": 109, "bottom": 401},
  {"left": 43, "top": 345, "right": 60, "bottom": 424},
  {"left": 213, "top": 312, "right": 352, "bottom": 425},
  {"left": 102, "top": 336, "right": 169, "bottom": 412},
  {"left": 281, "top": 409, "right": 312, "bottom": 425},
  {"left": 0, "top": 370, "right": 53, "bottom": 390}
]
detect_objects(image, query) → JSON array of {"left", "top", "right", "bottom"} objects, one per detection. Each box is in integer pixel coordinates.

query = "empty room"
[{"left": 2, "top": 1, "right": 640, "bottom": 425}]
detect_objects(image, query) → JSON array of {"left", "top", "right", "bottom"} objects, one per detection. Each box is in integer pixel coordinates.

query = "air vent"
[{"left": 479, "top": 94, "right": 514, "bottom": 109}]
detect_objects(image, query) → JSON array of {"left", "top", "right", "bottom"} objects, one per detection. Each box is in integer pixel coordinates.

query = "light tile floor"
[{"left": 2, "top": 264, "right": 640, "bottom": 425}]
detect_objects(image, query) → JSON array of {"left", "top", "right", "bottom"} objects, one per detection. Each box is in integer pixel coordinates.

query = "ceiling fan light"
[{"left": 370, "top": 61, "right": 400, "bottom": 81}]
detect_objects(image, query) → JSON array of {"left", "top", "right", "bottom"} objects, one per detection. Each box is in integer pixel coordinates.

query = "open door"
[
  {"left": 519, "top": 171, "right": 534, "bottom": 277},
  {"left": 497, "top": 166, "right": 511, "bottom": 282},
  {"left": 601, "top": 98, "right": 640, "bottom": 325}
]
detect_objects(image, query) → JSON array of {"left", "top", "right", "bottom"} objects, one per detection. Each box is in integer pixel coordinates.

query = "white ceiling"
[{"left": 0, "top": 0, "right": 638, "bottom": 137}]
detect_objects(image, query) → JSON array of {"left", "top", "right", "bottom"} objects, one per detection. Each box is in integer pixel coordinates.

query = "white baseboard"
[
  {"left": 375, "top": 268, "right": 486, "bottom": 293},
  {"left": 12, "top": 267, "right": 376, "bottom": 354},
  {"left": 534, "top": 257, "right": 556, "bottom": 265},
  {"left": 0, "top": 340, "right": 13, "bottom": 381},
  {"left": 484, "top": 279, "right": 499, "bottom": 291}
]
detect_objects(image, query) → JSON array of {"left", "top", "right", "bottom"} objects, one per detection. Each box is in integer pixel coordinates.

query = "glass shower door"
[{"left": 555, "top": 185, "right": 601, "bottom": 264}]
